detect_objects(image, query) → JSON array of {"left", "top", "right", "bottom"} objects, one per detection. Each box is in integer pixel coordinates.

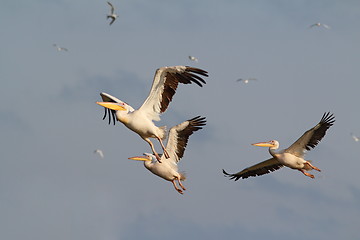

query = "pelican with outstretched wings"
[
  {"left": 128, "top": 116, "right": 206, "bottom": 194},
  {"left": 223, "top": 112, "right": 335, "bottom": 180},
  {"left": 96, "top": 66, "right": 208, "bottom": 162}
]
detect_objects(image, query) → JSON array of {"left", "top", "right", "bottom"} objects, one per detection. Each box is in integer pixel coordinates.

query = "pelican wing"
[
  {"left": 164, "top": 116, "right": 206, "bottom": 164},
  {"left": 285, "top": 112, "right": 335, "bottom": 157},
  {"left": 99, "top": 92, "right": 134, "bottom": 125},
  {"left": 223, "top": 158, "right": 283, "bottom": 181},
  {"left": 138, "top": 66, "right": 208, "bottom": 121},
  {"left": 107, "top": 1, "right": 114, "bottom": 14}
]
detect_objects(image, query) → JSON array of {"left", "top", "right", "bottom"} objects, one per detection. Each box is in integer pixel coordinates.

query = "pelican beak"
[
  {"left": 252, "top": 141, "right": 275, "bottom": 147},
  {"left": 128, "top": 156, "right": 151, "bottom": 161},
  {"left": 96, "top": 102, "right": 126, "bottom": 111}
]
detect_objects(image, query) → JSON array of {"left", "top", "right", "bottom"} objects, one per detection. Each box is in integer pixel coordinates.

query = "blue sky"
[{"left": 1, "top": 0, "right": 360, "bottom": 239}]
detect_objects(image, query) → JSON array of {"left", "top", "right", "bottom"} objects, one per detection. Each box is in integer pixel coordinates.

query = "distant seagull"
[
  {"left": 236, "top": 78, "right": 257, "bottom": 84},
  {"left": 309, "top": 22, "right": 331, "bottom": 29},
  {"left": 188, "top": 56, "right": 199, "bottom": 62},
  {"left": 351, "top": 133, "right": 359, "bottom": 142},
  {"left": 94, "top": 149, "right": 104, "bottom": 159},
  {"left": 107, "top": 1, "right": 118, "bottom": 25},
  {"left": 53, "top": 44, "right": 68, "bottom": 52}
]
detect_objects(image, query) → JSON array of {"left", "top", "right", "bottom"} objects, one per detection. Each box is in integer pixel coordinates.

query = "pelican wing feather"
[
  {"left": 285, "top": 112, "right": 335, "bottom": 157},
  {"left": 223, "top": 158, "right": 283, "bottom": 180},
  {"left": 138, "top": 66, "right": 207, "bottom": 121},
  {"left": 164, "top": 116, "right": 206, "bottom": 164}
]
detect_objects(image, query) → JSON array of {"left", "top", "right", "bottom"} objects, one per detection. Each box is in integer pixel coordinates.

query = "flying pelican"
[
  {"left": 309, "top": 22, "right": 331, "bottom": 29},
  {"left": 94, "top": 149, "right": 104, "bottom": 159},
  {"left": 236, "top": 78, "right": 257, "bottom": 84},
  {"left": 96, "top": 66, "right": 208, "bottom": 162},
  {"left": 351, "top": 133, "right": 359, "bottom": 142},
  {"left": 107, "top": 1, "right": 118, "bottom": 25},
  {"left": 53, "top": 44, "right": 68, "bottom": 52},
  {"left": 223, "top": 112, "right": 335, "bottom": 180},
  {"left": 128, "top": 116, "right": 206, "bottom": 194},
  {"left": 188, "top": 56, "right": 199, "bottom": 62}
]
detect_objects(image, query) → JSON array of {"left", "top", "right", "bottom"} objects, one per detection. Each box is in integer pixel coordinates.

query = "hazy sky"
[{"left": 1, "top": 0, "right": 360, "bottom": 239}]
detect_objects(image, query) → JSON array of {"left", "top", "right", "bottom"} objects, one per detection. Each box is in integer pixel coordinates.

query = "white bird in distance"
[
  {"left": 107, "top": 1, "right": 118, "bottom": 25},
  {"left": 188, "top": 56, "right": 199, "bottom": 62},
  {"left": 309, "top": 22, "right": 331, "bottom": 29},
  {"left": 94, "top": 149, "right": 104, "bottom": 159},
  {"left": 53, "top": 44, "right": 68, "bottom": 52},
  {"left": 236, "top": 78, "right": 257, "bottom": 84},
  {"left": 351, "top": 133, "right": 359, "bottom": 142}
]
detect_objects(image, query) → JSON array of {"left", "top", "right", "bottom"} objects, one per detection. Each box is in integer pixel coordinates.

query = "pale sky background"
[{"left": 1, "top": 0, "right": 360, "bottom": 239}]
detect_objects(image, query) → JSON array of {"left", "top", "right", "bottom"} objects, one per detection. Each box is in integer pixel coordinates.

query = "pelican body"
[
  {"left": 97, "top": 66, "right": 207, "bottom": 162},
  {"left": 129, "top": 116, "right": 206, "bottom": 194},
  {"left": 223, "top": 112, "right": 335, "bottom": 180}
]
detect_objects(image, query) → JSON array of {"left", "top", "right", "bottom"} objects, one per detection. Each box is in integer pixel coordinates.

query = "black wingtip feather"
[{"left": 222, "top": 169, "right": 240, "bottom": 181}]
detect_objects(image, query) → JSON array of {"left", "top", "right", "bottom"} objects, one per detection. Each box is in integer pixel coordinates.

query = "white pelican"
[
  {"left": 107, "top": 1, "right": 118, "bottom": 25},
  {"left": 188, "top": 56, "right": 199, "bottom": 62},
  {"left": 128, "top": 116, "right": 206, "bottom": 194},
  {"left": 309, "top": 22, "right": 331, "bottom": 29},
  {"left": 236, "top": 78, "right": 257, "bottom": 84},
  {"left": 53, "top": 44, "right": 68, "bottom": 52},
  {"left": 351, "top": 133, "right": 359, "bottom": 142},
  {"left": 94, "top": 149, "right": 104, "bottom": 159},
  {"left": 96, "top": 66, "right": 207, "bottom": 162},
  {"left": 223, "top": 112, "right": 335, "bottom": 180}
]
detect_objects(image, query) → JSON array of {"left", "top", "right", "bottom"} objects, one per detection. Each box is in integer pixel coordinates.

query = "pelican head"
[
  {"left": 96, "top": 102, "right": 127, "bottom": 111},
  {"left": 252, "top": 140, "right": 279, "bottom": 149}
]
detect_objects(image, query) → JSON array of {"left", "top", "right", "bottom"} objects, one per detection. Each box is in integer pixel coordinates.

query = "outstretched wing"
[
  {"left": 99, "top": 92, "right": 134, "bottom": 125},
  {"left": 285, "top": 112, "right": 335, "bottom": 157},
  {"left": 138, "top": 66, "right": 208, "bottom": 121},
  {"left": 109, "top": 17, "right": 115, "bottom": 25},
  {"left": 164, "top": 116, "right": 206, "bottom": 164},
  {"left": 223, "top": 158, "right": 283, "bottom": 181},
  {"left": 107, "top": 1, "right": 115, "bottom": 14}
]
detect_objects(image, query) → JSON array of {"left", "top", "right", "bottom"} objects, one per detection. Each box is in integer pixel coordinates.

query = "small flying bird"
[
  {"left": 309, "top": 22, "right": 331, "bottom": 29},
  {"left": 96, "top": 66, "right": 208, "bottom": 162},
  {"left": 236, "top": 78, "right": 257, "bottom": 84},
  {"left": 107, "top": 1, "right": 118, "bottom": 25},
  {"left": 53, "top": 44, "right": 68, "bottom": 52},
  {"left": 128, "top": 116, "right": 206, "bottom": 194},
  {"left": 351, "top": 133, "right": 359, "bottom": 142},
  {"left": 188, "top": 56, "right": 199, "bottom": 62},
  {"left": 94, "top": 149, "right": 104, "bottom": 159},
  {"left": 223, "top": 112, "right": 335, "bottom": 180}
]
